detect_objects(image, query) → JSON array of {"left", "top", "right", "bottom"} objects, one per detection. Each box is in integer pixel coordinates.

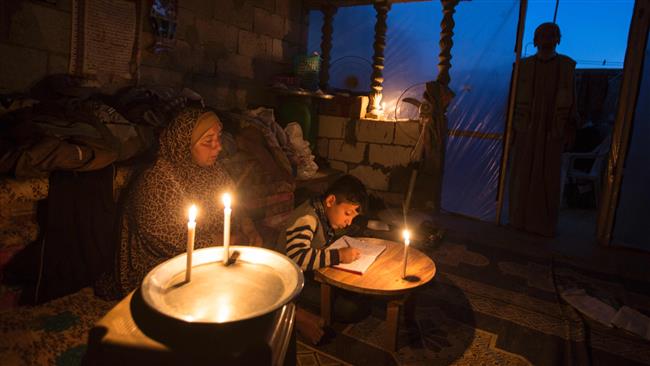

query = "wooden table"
[{"left": 315, "top": 237, "right": 436, "bottom": 351}]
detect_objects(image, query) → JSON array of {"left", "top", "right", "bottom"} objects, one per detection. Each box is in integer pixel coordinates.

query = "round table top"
[{"left": 315, "top": 237, "right": 436, "bottom": 296}]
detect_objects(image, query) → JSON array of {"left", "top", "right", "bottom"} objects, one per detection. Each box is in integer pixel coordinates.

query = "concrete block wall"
[
  {"left": 317, "top": 115, "right": 420, "bottom": 207},
  {"left": 0, "top": 0, "right": 307, "bottom": 109}
]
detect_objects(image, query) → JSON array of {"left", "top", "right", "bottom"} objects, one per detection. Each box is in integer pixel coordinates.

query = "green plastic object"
[{"left": 278, "top": 100, "right": 313, "bottom": 145}]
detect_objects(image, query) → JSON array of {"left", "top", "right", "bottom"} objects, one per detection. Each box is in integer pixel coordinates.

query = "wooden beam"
[
  {"left": 305, "top": 0, "right": 431, "bottom": 10},
  {"left": 596, "top": 0, "right": 650, "bottom": 246}
]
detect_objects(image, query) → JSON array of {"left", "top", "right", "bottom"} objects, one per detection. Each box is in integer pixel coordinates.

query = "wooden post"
[
  {"left": 367, "top": 1, "right": 390, "bottom": 118},
  {"left": 416, "top": 0, "right": 459, "bottom": 214},
  {"left": 436, "top": 0, "right": 460, "bottom": 87},
  {"left": 319, "top": 5, "right": 337, "bottom": 91},
  {"left": 496, "top": 0, "right": 528, "bottom": 224},
  {"left": 596, "top": 0, "right": 650, "bottom": 245}
]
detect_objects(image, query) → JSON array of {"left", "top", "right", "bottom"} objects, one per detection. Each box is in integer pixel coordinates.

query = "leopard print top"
[{"left": 116, "top": 108, "right": 235, "bottom": 294}]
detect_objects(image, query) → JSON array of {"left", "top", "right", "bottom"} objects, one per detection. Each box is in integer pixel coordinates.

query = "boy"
[{"left": 276, "top": 174, "right": 368, "bottom": 344}]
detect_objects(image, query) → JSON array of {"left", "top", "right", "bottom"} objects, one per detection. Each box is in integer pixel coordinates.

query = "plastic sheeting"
[
  {"left": 612, "top": 35, "right": 650, "bottom": 251},
  {"left": 308, "top": 1, "right": 518, "bottom": 221}
]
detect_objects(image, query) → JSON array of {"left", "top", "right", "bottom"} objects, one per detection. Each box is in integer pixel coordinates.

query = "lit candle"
[
  {"left": 222, "top": 193, "right": 232, "bottom": 264},
  {"left": 186, "top": 204, "right": 197, "bottom": 282},
  {"left": 402, "top": 229, "right": 410, "bottom": 279}
]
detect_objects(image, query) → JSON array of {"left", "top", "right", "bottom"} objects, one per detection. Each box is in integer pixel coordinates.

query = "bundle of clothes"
[{"left": 0, "top": 74, "right": 319, "bottom": 180}]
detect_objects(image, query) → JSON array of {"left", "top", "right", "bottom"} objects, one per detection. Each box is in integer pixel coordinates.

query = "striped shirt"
[{"left": 285, "top": 214, "right": 341, "bottom": 271}]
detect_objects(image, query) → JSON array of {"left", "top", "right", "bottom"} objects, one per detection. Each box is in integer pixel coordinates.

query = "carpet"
[
  {"left": 316, "top": 238, "right": 650, "bottom": 365},
  {"left": 0, "top": 287, "right": 351, "bottom": 366}
]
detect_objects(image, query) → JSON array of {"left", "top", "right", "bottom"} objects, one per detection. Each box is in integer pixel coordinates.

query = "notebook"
[{"left": 328, "top": 236, "right": 386, "bottom": 275}]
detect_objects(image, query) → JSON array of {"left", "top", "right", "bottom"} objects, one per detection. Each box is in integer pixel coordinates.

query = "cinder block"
[
  {"left": 9, "top": 2, "right": 70, "bottom": 53},
  {"left": 349, "top": 165, "right": 389, "bottom": 191},
  {"left": 369, "top": 144, "right": 412, "bottom": 167},
  {"left": 394, "top": 121, "right": 420, "bottom": 146},
  {"left": 238, "top": 30, "right": 268, "bottom": 57},
  {"left": 318, "top": 116, "right": 346, "bottom": 139},
  {"left": 329, "top": 140, "right": 366, "bottom": 164},
  {"left": 271, "top": 39, "right": 284, "bottom": 60},
  {"left": 254, "top": 7, "right": 285, "bottom": 39},
  {"left": 329, "top": 160, "right": 348, "bottom": 173},
  {"left": 356, "top": 119, "right": 394, "bottom": 144},
  {"left": 0, "top": 44, "right": 47, "bottom": 93},
  {"left": 316, "top": 138, "right": 329, "bottom": 158},
  {"left": 218, "top": 54, "right": 254, "bottom": 78},
  {"left": 139, "top": 65, "right": 184, "bottom": 86},
  {"left": 48, "top": 53, "right": 69, "bottom": 74},
  {"left": 368, "top": 189, "right": 404, "bottom": 207},
  {"left": 283, "top": 19, "right": 302, "bottom": 44}
]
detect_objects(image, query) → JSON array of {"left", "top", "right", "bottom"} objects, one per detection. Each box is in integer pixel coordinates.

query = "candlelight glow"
[
  {"left": 402, "top": 229, "right": 410, "bottom": 245},
  {"left": 222, "top": 193, "right": 232, "bottom": 209},
  {"left": 188, "top": 204, "right": 197, "bottom": 223}
]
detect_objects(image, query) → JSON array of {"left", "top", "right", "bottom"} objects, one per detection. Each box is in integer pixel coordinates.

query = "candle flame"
[
  {"left": 402, "top": 229, "right": 410, "bottom": 245},
  {"left": 222, "top": 193, "right": 232, "bottom": 209},
  {"left": 188, "top": 204, "right": 197, "bottom": 223}
]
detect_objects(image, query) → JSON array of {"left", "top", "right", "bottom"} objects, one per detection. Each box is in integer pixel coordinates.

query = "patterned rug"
[
  {"left": 1, "top": 239, "right": 649, "bottom": 366},
  {"left": 0, "top": 288, "right": 347, "bottom": 366},
  {"left": 321, "top": 239, "right": 650, "bottom": 365}
]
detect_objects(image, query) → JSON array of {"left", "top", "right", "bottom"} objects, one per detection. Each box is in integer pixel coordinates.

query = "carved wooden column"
[
  {"left": 436, "top": 0, "right": 459, "bottom": 87},
  {"left": 421, "top": 0, "right": 459, "bottom": 213},
  {"left": 319, "top": 5, "right": 337, "bottom": 91},
  {"left": 367, "top": 1, "right": 390, "bottom": 118}
]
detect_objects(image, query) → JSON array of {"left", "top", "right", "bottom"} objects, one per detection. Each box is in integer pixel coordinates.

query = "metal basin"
[{"left": 141, "top": 246, "right": 304, "bottom": 324}]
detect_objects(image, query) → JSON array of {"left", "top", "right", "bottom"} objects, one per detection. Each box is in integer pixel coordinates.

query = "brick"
[
  {"left": 276, "top": 0, "right": 302, "bottom": 21},
  {"left": 394, "top": 121, "right": 420, "bottom": 146},
  {"left": 238, "top": 30, "right": 268, "bottom": 57},
  {"left": 328, "top": 160, "right": 348, "bottom": 173},
  {"left": 328, "top": 140, "right": 366, "bottom": 164},
  {"left": 349, "top": 165, "right": 389, "bottom": 191},
  {"left": 369, "top": 144, "right": 412, "bottom": 167},
  {"left": 0, "top": 44, "right": 47, "bottom": 93},
  {"left": 283, "top": 19, "right": 303, "bottom": 44},
  {"left": 176, "top": 6, "right": 195, "bottom": 42},
  {"left": 248, "top": 0, "right": 275, "bottom": 12},
  {"left": 223, "top": 3, "right": 254, "bottom": 31},
  {"left": 318, "top": 115, "right": 346, "bottom": 139},
  {"left": 316, "top": 138, "right": 328, "bottom": 158},
  {"left": 48, "top": 53, "right": 69, "bottom": 74},
  {"left": 218, "top": 54, "right": 254, "bottom": 79},
  {"left": 271, "top": 39, "right": 284, "bottom": 60},
  {"left": 195, "top": 19, "right": 238, "bottom": 54},
  {"left": 356, "top": 119, "right": 394, "bottom": 143},
  {"left": 368, "top": 189, "right": 404, "bottom": 207},
  {"left": 254, "top": 7, "right": 285, "bottom": 39},
  {"left": 139, "top": 65, "right": 184, "bottom": 86},
  {"left": 180, "top": 0, "right": 214, "bottom": 19},
  {"left": 9, "top": 2, "right": 70, "bottom": 53}
]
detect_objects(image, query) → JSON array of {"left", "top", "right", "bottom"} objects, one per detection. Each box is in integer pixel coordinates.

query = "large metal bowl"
[{"left": 140, "top": 246, "right": 304, "bottom": 324}]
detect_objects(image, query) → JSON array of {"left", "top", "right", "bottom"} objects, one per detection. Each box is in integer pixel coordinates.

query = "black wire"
[{"left": 553, "top": 0, "right": 560, "bottom": 23}]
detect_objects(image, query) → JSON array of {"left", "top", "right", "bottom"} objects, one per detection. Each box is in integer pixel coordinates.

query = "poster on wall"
[{"left": 70, "top": 0, "right": 142, "bottom": 84}]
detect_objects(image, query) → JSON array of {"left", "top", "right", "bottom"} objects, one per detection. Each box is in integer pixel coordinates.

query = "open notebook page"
[{"left": 328, "top": 236, "right": 386, "bottom": 274}]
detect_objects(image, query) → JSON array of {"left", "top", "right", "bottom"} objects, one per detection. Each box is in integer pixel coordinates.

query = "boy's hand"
[{"left": 339, "top": 248, "right": 361, "bottom": 263}]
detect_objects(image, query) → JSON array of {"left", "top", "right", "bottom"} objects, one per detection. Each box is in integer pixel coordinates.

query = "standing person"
[
  {"left": 98, "top": 108, "right": 262, "bottom": 298},
  {"left": 509, "top": 22, "right": 578, "bottom": 237}
]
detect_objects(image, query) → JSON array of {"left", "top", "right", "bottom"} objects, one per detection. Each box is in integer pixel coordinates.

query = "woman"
[{"left": 112, "top": 108, "right": 261, "bottom": 296}]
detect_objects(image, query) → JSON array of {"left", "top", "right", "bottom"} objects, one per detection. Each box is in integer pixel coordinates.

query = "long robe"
[
  {"left": 114, "top": 109, "right": 236, "bottom": 295},
  {"left": 509, "top": 54, "right": 577, "bottom": 237}
]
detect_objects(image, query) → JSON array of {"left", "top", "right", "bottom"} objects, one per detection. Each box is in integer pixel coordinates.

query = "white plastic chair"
[{"left": 560, "top": 134, "right": 612, "bottom": 207}]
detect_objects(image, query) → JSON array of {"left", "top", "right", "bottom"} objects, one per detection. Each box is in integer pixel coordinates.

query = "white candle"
[
  {"left": 186, "top": 204, "right": 197, "bottom": 282},
  {"left": 222, "top": 193, "right": 232, "bottom": 264},
  {"left": 402, "top": 229, "right": 410, "bottom": 279}
]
